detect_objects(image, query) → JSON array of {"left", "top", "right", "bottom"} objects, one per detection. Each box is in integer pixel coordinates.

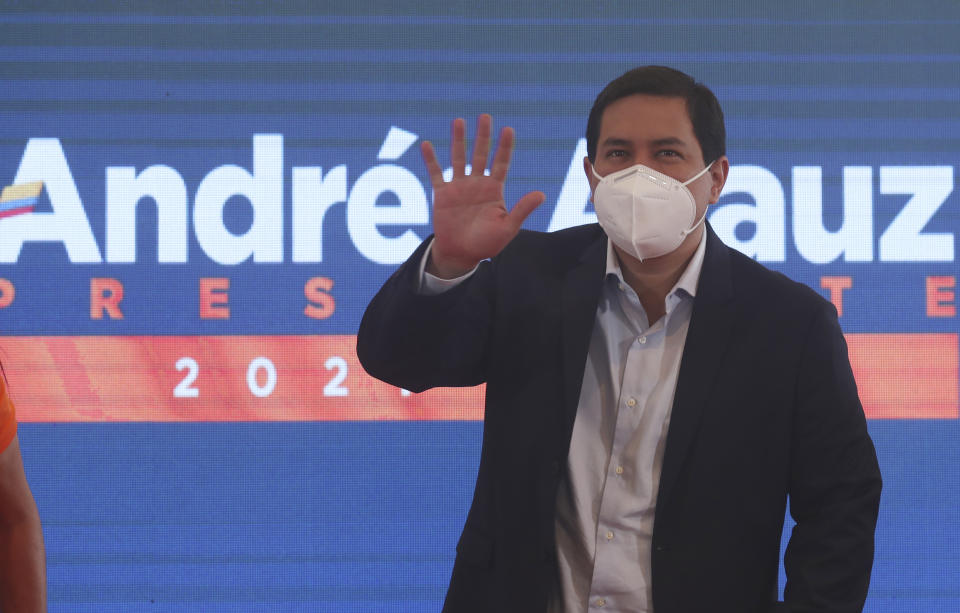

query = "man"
[{"left": 358, "top": 66, "right": 881, "bottom": 613}]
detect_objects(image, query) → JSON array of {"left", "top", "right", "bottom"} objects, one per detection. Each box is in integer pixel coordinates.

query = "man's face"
[{"left": 584, "top": 94, "right": 728, "bottom": 225}]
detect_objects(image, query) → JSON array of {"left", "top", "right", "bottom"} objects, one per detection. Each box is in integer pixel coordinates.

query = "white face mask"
[{"left": 591, "top": 161, "right": 713, "bottom": 261}]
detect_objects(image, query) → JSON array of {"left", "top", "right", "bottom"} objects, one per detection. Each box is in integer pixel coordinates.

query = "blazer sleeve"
[
  {"left": 357, "top": 237, "right": 497, "bottom": 393},
  {"left": 782, "top": 303, "right": 882, "bottom": 612}
]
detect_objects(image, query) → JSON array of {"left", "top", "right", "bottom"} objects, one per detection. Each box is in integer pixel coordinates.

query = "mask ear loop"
[
  {"left": 680, "top": 160, "right": 715, "bottom": 187},
  {"left": 679, "top": 207, "right": 709, "bottom": 240},
  {"left": 678, "top": 160, "right": 716, "bottom": 239}
]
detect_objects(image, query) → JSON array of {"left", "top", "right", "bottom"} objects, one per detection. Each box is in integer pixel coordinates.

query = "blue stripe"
[
  {"left": 3, "top": 112, "right": 960, "bottom": 141},
  {"left": 2, "top": 14, "right": 960, "bottom": 26},
  {"left": 3, "top": 46, "right": 960, "bottom": 65},
  {"left": 0, "top": 196, "right": 37, "bottom": 211},
  {"left": 0, "top": 79, "right": 602, "bottom": 103},
  {"left": 2, "top": 80, "right": 959, "bottom": 104}
]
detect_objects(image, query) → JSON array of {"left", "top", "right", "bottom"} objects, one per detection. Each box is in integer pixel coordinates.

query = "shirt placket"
[{"left": 586, "top": 291, "right": 666, "bottom": 611}]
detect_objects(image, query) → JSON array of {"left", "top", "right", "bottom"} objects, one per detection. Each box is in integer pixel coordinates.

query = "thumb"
[{"left": 508, "top": 191, "right": 546, "bottom": 230}]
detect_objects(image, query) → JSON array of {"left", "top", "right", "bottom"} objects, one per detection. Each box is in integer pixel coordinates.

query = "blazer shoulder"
[{"left": 725, "top": 246, "right": 836, "bottom": 319}]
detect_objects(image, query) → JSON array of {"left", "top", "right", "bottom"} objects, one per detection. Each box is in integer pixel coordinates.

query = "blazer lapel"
[
  {"left": 657, "top": 225, "right": 737, "bottom": 509},
  {"left": 560, "top": 228, "right": 606, "bottom": 441}
]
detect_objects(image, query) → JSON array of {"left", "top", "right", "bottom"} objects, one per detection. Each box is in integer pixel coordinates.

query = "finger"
[
  {"left": 507, "top": 190, "right": 546, "bottom": 230},
  {"left": 489, "top": 126, "right": 515, "bottom": 182},
  {"left": 420, "top": 141, "right": 445, "bottom": 188},
  {"left": 451, "top": 117, "right": 466, "bottom": 178},
  {"left": 470, "top": 114, "right": 492, "bottom": 175}
]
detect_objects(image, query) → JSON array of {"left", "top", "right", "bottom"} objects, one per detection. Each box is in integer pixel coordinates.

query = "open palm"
[{"left": 422, "top": 114, "right": 545, "bottom": 278}]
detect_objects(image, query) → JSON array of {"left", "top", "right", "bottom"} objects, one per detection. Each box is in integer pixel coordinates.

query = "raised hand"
[{"left": 421, "top": 114, "right": 546, "bottom": 278}]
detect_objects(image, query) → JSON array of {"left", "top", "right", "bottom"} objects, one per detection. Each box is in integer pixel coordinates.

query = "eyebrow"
[
  {"left": 600, "top": 137, "right": 634, "bottom": 149},
  {"left": 600, "top": 136, "right": 690, "bottom": 149},
  {"left": 650, "top": 137, "right": 688, "bottom": 148}
]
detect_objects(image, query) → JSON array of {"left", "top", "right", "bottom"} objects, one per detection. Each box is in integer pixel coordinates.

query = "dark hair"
[{"left": 586, "top": 65, "right": 726, "bottom": 165}]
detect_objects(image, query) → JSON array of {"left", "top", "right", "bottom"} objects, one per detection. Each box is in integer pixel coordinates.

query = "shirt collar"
[{"left": 604, "top": 230, "right": 708, "bottom": 304}]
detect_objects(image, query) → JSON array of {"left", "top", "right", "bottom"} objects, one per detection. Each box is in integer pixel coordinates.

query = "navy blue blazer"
[{"left": 358, "top": 223, "right": 881, "bottom": 613}]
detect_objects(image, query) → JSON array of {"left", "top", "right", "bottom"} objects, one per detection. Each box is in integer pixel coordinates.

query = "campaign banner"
[{"left": 1, "top": 4, "right": 958, "bottom": 612}]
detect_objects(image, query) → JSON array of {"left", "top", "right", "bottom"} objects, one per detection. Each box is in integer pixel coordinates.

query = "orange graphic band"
[
  {"left": 0, "top": 334, "right": 956, "bottom": 422},
  {"left": 846, "top": 333, "right": 958, "bottom": 419}
]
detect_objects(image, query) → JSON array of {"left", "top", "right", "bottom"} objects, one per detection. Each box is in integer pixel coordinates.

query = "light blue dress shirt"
[{"left": 551, "top": 233, "right": 706, "bottom": 613}]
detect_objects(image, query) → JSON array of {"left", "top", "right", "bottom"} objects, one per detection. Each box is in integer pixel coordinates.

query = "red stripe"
[
  {"left": 0, "top": 334, "right": 956, "bottom": 422},
  {"left": 0, "top": 205, "right": 35, "bottom": 219}
]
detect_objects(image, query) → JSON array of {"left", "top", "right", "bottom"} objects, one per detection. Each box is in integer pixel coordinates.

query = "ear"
[
  {"left": 707, "top": 156, "right": 730, "bottom": 204},
  {"left": 583, "top": 156, "right": 598, "bottom": 196}
]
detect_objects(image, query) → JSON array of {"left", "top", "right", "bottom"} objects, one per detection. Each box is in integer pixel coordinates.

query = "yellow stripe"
[{"left": 0, "top": 181, "right": 43, "bottom": 203}]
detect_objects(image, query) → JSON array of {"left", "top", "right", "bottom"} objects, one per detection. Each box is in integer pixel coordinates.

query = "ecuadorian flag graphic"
[{"left": 0, "top": 181, "right": 43, "bottom": 219}]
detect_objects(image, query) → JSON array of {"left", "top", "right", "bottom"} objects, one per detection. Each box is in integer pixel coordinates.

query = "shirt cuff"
[{"left": 418, "top": 239, "right": 480, "bottom": 295}]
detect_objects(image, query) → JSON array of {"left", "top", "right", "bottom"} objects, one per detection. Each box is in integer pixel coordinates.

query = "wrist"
[{"left": 426, "top": 247, "right": 479, "bottom": 279}]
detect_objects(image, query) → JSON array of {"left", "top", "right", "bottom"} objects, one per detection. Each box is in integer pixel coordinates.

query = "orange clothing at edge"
[{"left": 0, "top": 375, "right": 18, "bottom": 453}]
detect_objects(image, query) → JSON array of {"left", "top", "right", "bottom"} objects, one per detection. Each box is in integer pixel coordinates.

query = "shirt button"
[
  {"left": 605, "top": 530, "right": 614, "bottom": 541},
  {"left": 638, "top": 336, "right": 647, "bottom": 344},
  {"left": 615, "top": 465, "right": 624, "bottom": 475},
  {"left": 626, "top": 397, "right": 637, "bottom": 407},
  {"left": 618, "top": 283, "right": 625, "bottom": 291},
  {"left": 596, "top": 597, "right": 606, "bottom": 607}
]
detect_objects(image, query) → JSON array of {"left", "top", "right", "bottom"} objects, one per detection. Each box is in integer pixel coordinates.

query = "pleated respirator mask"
[{"left": 591, "top": 161, "right": 714, "bottom": 261}]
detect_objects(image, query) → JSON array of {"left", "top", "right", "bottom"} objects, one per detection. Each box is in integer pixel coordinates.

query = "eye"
[
  {"left": 604, "top": 149, "right": 628, "bottom": 159},
  {"left": 656, "top": 149, "right": 682, "bottom": 159}
]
